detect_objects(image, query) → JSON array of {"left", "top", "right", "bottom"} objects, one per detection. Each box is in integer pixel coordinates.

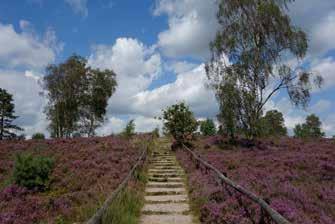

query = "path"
[{"left": 140, "top": 142, "right": 196, "bottom": 224}]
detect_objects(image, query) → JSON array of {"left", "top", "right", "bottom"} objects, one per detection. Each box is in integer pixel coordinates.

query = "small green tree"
[
  {"left": 13, "top": 153, "right": 54, "bottom": 191},
  {"left": 123, "top": 120, "right": 135, "bottom": 138},
  {"left": 161, "top": 103, "right": 198, "bottom": 144},
  {"left": 200, "top": 119, "right": 216, "bottom": 136},
  {"left": 294, "top": 114, "right": 325, "bottom": 138},
  {"left": 32, "top": 133, "right": 45, "bottom": 140},
  {"left": 152, "top": 127, "right": 160, "bottom": 138},
  {"left": 260, "top": 110, "right": 287, "bottom": 137},
  {"left": 0, "top": 88, "right": 23, "bottom": 140}
]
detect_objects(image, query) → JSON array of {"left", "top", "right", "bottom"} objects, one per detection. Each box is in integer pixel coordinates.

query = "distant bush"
[
  {"left": 32, "top": 133, "right": 45, "bottom": 140},
  {"left": 13, "top": 153, "right": 54, "bottom": 191},
  {"left": 200, "top": 119, "right": 216, "bottom": 136},
  {"left": 152, "top": 127, "right": 160, "bottom": 138},
  {"left": 294, "top": 114, "right": 325, "bottom": 138},
  {"left": 122, "top": 120, "right": 135, "bottom": 138},
  {"left": 161, "top": 102, "right": 198, "bottom": 145}
]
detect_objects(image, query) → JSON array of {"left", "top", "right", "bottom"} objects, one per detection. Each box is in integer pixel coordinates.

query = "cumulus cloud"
[
  {"left": 289, "top": 1, "right": 335, "bottom": 56},
  {"left": 154, "top": 0, "right": 219, "bottom": 59},
  {"left": 0, "top": 70, "right": 48, "bottom": 137},
  {"left": 0, "top": 21, "right": 61, "bottom": 69},
  {"left": 311, "top": 57, "right": 335, "bottom": 90},
  {"left": 133, "top": 64, "right": 218, "bottom": 118},
  {"left": 88, "top": 38, "right": 162, "bottom": 115},
  {"left": 65, "top": 0, "right": 88, "bottom": 17}
]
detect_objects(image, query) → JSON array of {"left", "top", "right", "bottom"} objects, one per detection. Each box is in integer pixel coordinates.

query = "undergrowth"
[{"left": 101, "top": 165, "right": 147, "bottom": 224}]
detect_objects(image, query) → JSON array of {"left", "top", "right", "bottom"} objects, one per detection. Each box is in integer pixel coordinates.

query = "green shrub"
[
  {"left": 200, "top": 119, "right": 216, "bottom": 136},
  {"left": 13, "top": 153, "right": 54, "bottom": 191},
  {"left": 32, "top": 133, "right": 45, "bottom": 140},
  {"left": 122, "top": 120, "right": 135, "bottom": 138}
]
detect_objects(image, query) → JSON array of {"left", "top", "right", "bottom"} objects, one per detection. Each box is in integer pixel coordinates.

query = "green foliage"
[
  {"left": 206, "top": 0, "right": 323, "bottom": 139},
  {"left": 13, "top": 153, "right": 54, "bottom": 190},
  {"left": 152, "top": 127, "right": 160, "bottom": 138},
  {"left": 260, "top": 110, "right": 287, "bottom": 137},
  {"left": 161, "top": 102, "right": 198, "bottom": 144},
  {"left": 43, "top": 55, "right": 117, "bottom": 138},
  {"left": 123, "top": 120, "right": 135, "bottom": 138},
  {"left": 294, "top": 114, "right": 325, "bottom": 138},
  {"left": 0, "top": 88, "right": 23, "bottom": 140},
  {"left": 32, "top": 133, "right": 45, "bottom": 140},
  {"left": 102, "top": 168, "right": 146, "bottom": 224},
  {"left": 200, "top": 119, "right": 216, "bottom": 136}
]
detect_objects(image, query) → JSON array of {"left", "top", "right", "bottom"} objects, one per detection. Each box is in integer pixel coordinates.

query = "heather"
[
  {"left": 176, "top": 136, "right": 335, "bottom": 224},
  {"left": 0, "top": 135, "right": 148, "bottom": 224}
]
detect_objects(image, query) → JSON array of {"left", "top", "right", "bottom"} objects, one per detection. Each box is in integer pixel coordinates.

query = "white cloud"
[
  {"left": 166, "top": 61, "right": 198, "bottom": 74},
  {"left": 0, "top": 21, "right": 60, "bottom": 69},
  {"left": 289, "top": 1, "right": 335, "bottom": 56},
  {"left": 96, "top": 117, "right": 125, "bottom": 136},
  {"left": 133, "top": 64, "right": 218, "bottom": 118},
  {"left": 154, "top": 0, "right": 218, "bottom": 59},
  {"left": 310, "top": 100, "right": 332, "bottom": 114},
  {"left": 65, "top": 0, "right": 88, "bottom": 17},
  {"left": 88, "top": 38, "right": 162, "bottom": 115},
  {"left": 0, "top": 70, "right": 48, "bottom": 137},
  {"left": 311, "top": 57, "right": 335, "bottom": 90}
]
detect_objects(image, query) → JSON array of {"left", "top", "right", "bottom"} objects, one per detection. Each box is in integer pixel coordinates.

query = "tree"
[
  {"left": 200, "top": 119, "right": 216, "bottom": 136},
  {"left": 0, "top": 88, "right": 23, "bottom": 140},
  {"left": 152, "top": 127, "right": 160, "bottom": 138},
  {"left": 260, "top": 110, "right": 287, "bottom": 137},
  {"left": 123, "top": 120, "right": 135, "bottom": 138},
  {"left": 32, "top": 133, "right": 45, "bottom": 140},
  {"left": 43, "top": 55, "right": 117, "bottom": 138},
  {"left": 294, "top": 114, "right": 325, "bottom": 138},
  {"left": 79, "top": 69, "right": 117, "bottom": 136},
  {"left": 206, "top": 0, "right": 323, "bottom": 139},
  {"left": 216, "top": 80, "right": 242, "bottom": 139},
  {"left": 161, "top": 103, "right": 198, "bottom": 144}
]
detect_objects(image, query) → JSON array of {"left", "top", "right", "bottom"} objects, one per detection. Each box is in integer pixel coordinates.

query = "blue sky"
[{"left": 0, "top": 0, "right": 334, "bottom": 137}]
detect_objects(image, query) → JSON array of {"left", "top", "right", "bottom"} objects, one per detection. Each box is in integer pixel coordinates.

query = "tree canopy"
[
  {"left": 200, "top": 119, "right": 216, "bottom": 136},
  {"left": 0, "top": 88, "right": 23, "bottom": 140},
  {"left": 206, "top": 0, "right": 323, "bottom": 139},
  {"left": 161, "top": 102, "right": 198, "bottom": 144},
  {"left": 260, "top": 110, "right": 287, "bottom": 137},
  {"left": 43, "top": 55, "right": 117, "bottom": 138},
  {"left": 294, "top": 114, "right": 325, "bottom": 138}
]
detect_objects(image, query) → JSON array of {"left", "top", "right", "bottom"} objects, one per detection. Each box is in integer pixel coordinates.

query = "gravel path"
[{"left": 140, "top": 144, "right": 196, "bottom": 224}]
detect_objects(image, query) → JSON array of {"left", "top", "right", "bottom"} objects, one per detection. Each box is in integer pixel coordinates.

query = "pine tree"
[{"left": 0, "top": 88, "right": 23, "bottom": 140}]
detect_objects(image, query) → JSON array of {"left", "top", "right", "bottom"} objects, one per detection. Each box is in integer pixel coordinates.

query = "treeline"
[{"left": 160, "top": 102, "right": 326, "bottom": 146}]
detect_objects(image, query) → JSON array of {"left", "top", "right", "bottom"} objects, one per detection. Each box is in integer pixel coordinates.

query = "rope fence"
[
  {"left": 182, "top": 144, "right": 291, "bottom": 224},
  {"left": 85, "top": 145, "right": 148, "bottom": 224}
]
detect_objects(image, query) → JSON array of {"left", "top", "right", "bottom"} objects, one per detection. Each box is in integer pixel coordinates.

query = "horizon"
[{"left": 0, "top": 0, "right": 335, "bottom": 138}]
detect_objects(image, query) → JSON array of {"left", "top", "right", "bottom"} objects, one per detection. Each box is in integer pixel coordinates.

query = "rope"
[
  {"left": 182, "top": 144, "right": 291, "bottom": 224},
  {"left": 86, "top": 146, "right": 148, "bottom": 224}
]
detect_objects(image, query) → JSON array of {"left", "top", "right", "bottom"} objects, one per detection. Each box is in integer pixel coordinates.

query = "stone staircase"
[{"left": 140, "top": 148, "right": 195, "bottom": 224}]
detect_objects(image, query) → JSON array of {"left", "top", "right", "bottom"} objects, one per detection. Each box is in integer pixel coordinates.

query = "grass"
[{"left": 101, "top": 161, "right": 148, "bottom": 224}]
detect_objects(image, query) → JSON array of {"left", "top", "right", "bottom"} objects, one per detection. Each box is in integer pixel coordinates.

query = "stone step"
[
  {"left": 140, "top": 214, "right": 193, "bottom": 224},
  {"left": 148, "top": 169, "right": 183, "bottom": 173},
  {"left": 142, "top": 203, "right": 190, "bottom": 213},
  {"left": 145, "top": 194, "right": 188, "bottom": 203},
  {"left": 146, "top": 187, "right": 186, "bottom": 195},
  {"left": 149, "top": 173, "right": 183, "bottom": 178},
  {"left": 148, "top": 177, "right": 183, "bottom": 182},
  {"left": 147, "top": 183, "right": 184, "bottom": 188}
]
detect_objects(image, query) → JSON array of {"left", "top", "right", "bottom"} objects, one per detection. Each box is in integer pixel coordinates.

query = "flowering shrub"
[
  {"left": 176, "top": 136, "right": 335, "bottom": 224},
  {"left": 0, "top": 135, "right": 149, "bottom": 224}
]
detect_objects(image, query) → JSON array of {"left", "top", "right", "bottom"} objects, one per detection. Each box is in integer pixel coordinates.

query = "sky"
[{"left": 0, "top": 0, "right": 334, "bottom": 137}]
